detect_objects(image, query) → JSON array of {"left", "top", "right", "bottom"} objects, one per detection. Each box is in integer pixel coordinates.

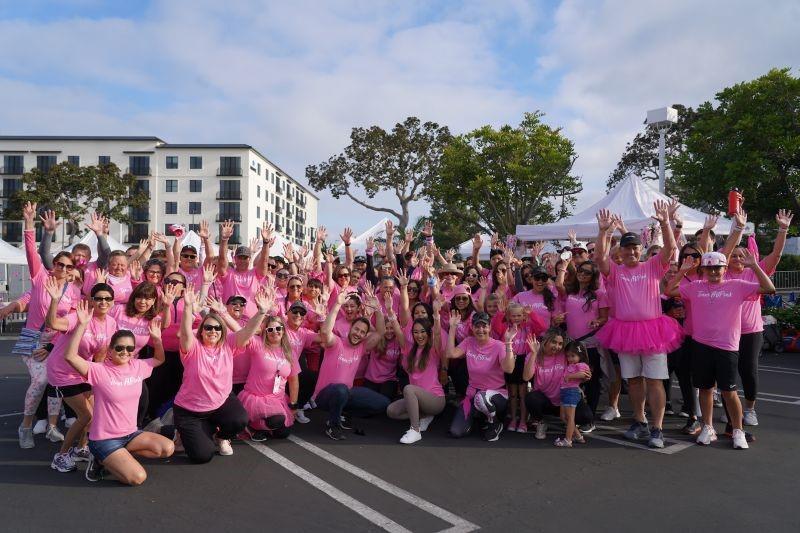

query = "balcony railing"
[
  {"left": 0, "top": 189, "right": 21, "bottom": 198},
  {"left": 215, "top": 214, "right": 242, "bottom": 222},
  {"left": 216, "top": 191, "right": 242, "bottom": 200},
  {"left": 130, "top": 214, "right": 151, "bottom": 222},
  {"left": 275, "top": 224, "right": 282, "bottom": 232},
  {"left": 275, "top": 184, "right": 284, "bottom": 193},
  {"left": 126, "top": 167, "right": 151, "bottom": 176},
  {"left": 275, "top": 204, "right": 283, "bottom": 214},
  {"left": 295, "top": 212, "right": 305, "bottom": 223},
  {"left": 0, "top": 166, "right": 25, "bottom": 175},
  {"left": 217, "top": 167, "right": 242, "bottom": 176}
]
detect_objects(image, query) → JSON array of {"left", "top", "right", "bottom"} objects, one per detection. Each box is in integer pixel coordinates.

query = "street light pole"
[
  {"left": 646, "top": 107, "right": 678, "bottom": 194},
  {"left": 658, "top": 126, "right": 667, "bottom": 194}
]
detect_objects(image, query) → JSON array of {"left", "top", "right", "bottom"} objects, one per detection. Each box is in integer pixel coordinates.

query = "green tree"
[
  {"left": 12, "top": 162, "right": 149, "bottom": 243},
  {"left": 671, "top": 68, "right": 800, "bottom": 228},
  {"left": 428, "top": 111, "right": 582, "bottom": 238},
  {"left": 606, "top": 104, "right": 697, "bottom": 191},
  {"left": 306, "top": 117, "right": 451, "bottom": 229}
]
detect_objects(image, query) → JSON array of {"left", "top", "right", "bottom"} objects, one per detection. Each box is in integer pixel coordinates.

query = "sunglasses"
[
  {"left": 92, "top": 296, "right": 114, "bottom": 302},
  {"left": 276, "top": 273, "right": 289, "bottom": 279},
  {"left": 202, "top": 324, "right": 223, "bottom": 332},
  {"left": 407, "top": 286, "right": 420, "bottom": 292},
  {"left": 533, "top": 274, "right": 549, "bottom": 281},
  {"left": 165, "top": 279, "right": 184, "bottom": 286},
  {"left": 288, "top": 284, "right": 302, "bottom": 289},
  {"left": 180, "top": 254, "right": 197, "bottom": 259},
  {"left": 523, "top": 272, "right": 534, "bottom": 278},
  {"left": 686, "top": 253, "right": 701, "bottom": 259},
  {"left": 228, "top": 301, "right": 245, "bottom": 307},
  {"left": 265, "top": 326, "right": 284, "bottom": 333},
  {"left": 454, "top": 296, "right": 470, "bottom": 301},
  {"left": 290, "top": 308, "right": 307, "bottom": 316},
  {"left": 578, "top": 269, "right": 594, "bottom": 275},
  {"left": 465, "top": 273, "right": 479, "bottom": 278},
  {"left": 337, "top": 273, "right": 350, "bottom": 278},
  {"left": 145, "top": 269, "right": 163, "bottom": 276},
  {"left": 497, "top": 269, "right": 507, "bottom": 274},
  {"left": 268, "top": 263, "right": 277, "bottom": 269},
  {"left": 54, "top": 261, "right": 75, "bottom": 271},
  {"left": 112, "top": 345, "right": 135, "bottom": 353}
]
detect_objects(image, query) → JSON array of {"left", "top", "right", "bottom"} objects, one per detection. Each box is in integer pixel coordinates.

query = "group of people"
[{"left": 4, "top": 198, "right": 786, "bottom": 485}]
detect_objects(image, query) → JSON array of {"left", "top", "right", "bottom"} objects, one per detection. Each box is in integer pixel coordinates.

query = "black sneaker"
[
  {"left": 579, "top": 423, "right": 596, "bottom": 433},
  {"left": 85, "top": 453, "right": 104, "bottom": 482},
  {"left": 664, "top": 403, "right": 675, "bottom": 415},
  {"left": 483, "top": 420, "right": 503, "bottom": 442},
  {"left": 250, "top": 431, "right": 269, "bottom": 442},
  {"left": 339, "top": 415, "right": 353, "bottom": 431},
  {"left": 682, "top": 418, "right": 702, "bottom": 436},
  {"left": 325, "top": 423, "right": 347, "bottom": 441},
  {"left": 724, "top": 424, "right": 756, "bottom": 442}
]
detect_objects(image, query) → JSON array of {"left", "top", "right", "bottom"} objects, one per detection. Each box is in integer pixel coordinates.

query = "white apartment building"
[{"left": 0, "top": 136, "right": 319, "bottom": 248}]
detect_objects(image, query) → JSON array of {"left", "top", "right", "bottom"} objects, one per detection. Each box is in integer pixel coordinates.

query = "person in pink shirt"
[
  {"left": 237, "top": 315, "right": 301, "bottom": 441},
  {"left": 511, "top": 266, "right": 564, "bottom": 329},
  {"left": 668, "top": 250, "right": 775, "bottom": 450},
  {"left": 446, "top": 312, "right": 516, "bottom": 442},
  {"left": 16, "top": 202, "right": 82, "bottom": 450},
  {"left": 313, "top": 290, "right": 389, "bottom": 441},
  {"left": 46, "top": 281, "right": 117, "bottom": 473},
  {"left": 283, "top": 300, "right": 320, "bottom": 424},
  {"left": 363, "top": 294, "right": 404, "bottom": 400},
  {"left": 216, "top": 220, "right": 270, "bottom": 318},
  {"left": 594, "top": 202, "right": 682, "bottom": 449},
  {"left": 209, "top": 295, "right": 251, "bottom": 395},
  {"left": 554, "top": 341, "right": 592, "bottom": 448},
  {"left": 64, "top": 303, "right": 173, "bottom": 485},
  {"left": 172, "top": 285, "right": 268, "bottom": 463},
  {"left": 386, "top": 300, "right": 447, "bottom": 444}
]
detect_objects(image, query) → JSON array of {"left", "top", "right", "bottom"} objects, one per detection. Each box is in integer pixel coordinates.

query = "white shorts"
[{"left": 618, "top": 352, "right": 668, "bottom": 380}]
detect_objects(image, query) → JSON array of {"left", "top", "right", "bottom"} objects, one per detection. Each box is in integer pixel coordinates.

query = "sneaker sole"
[{"left": 51, "top": 464, "right": 76, "bottom": 473}]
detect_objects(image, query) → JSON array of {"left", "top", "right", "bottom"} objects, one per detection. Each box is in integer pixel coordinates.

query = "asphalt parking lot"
[{"left": 1, "top": 338, "right": 798, "bottom": 533}]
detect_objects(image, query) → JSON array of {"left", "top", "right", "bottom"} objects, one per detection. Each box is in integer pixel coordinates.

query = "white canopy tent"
[
  {"left": 0, "top": 237, "right": 27, "bottom": 265},
  {"left": 457, "top": 235, "right": 492, "bottom": 261},
  {"left": 336, "top": 218, "right": 392, "bottom": 256},
  {"left": 516, "top": 175, "right": 742, "bottom": 240},
  {"left": 59, "top": 232, "right": 127, "bottom": 257}
]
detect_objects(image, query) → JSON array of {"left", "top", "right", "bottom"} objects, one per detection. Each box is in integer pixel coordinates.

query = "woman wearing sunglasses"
[
  {"left": 216, "top": 221, "right": 271, "bottom": 318},
  {"left": 45, "top": 281, "right": 117, "bottom": 473},
  {"left": 16, "top": 202, "right": 82, "bottom": 450},
  {"left": 173, "top": 285, "right": 269, "bottom": 463},
  {"left": 238, "top": 315, "right": 301, "bottom": 440},
  {"left": 63, "top": 304, "right": 173, "bottom": 484},
  {"left": 511, "top": 266, "right": 563, "bottom": 328}
]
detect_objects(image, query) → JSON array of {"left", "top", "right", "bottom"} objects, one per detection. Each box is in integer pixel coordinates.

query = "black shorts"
[
  {"left": 691, "top": 341, "right": 738, "bottom": 391},
  {"left": 504, "top": 354, "right": 528, "bottom": 385},
  {"left": 48, "top": 382, "right": 91, "bottom": 399}
]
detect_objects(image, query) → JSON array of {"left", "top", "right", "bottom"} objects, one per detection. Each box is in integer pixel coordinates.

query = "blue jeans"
[{"left": 315, "top": 384, "right": 390, "bottom": 427}]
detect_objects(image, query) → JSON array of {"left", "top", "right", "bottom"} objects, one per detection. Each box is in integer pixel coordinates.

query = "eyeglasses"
[
  {"left": 165, "top": 279, "right": 184, "bottom": 286},
  {"left": 112, "top": 345, "right": 135, "bottom": 353},
  {"left": 265, "top": 326, "right": 284, "bottom": 333},
  {"left": 180, "top": 254, "right": 197, "bottom": 260},
  {"left": 454, "top": 296, "right": 470, "bottom": 301},
  {"left": 578, "top": 269, "right": 593, "bottom": 275},
  {"left": 228, "top": 301, "right": 245, "bottom": 307},
  {"left": 407, "top": 286, "right": 420, "bottom": 292},
  {"left": 288, "top": 284, "right": 302, "bottom": 289},
  {"left": 337, "top": 273, "right": 350, "bottom": 278},
  {"left": 92, "top": 296, "right": 114, "bottom": 302},
  {"left": 290, "top": 308, "right": 307, "bottom": 316},
  {"left": 54, "top": 261, "right": 75, "bottom": 271},
  {"left": 276, "top": 273, "right": 289, "bottom": 279},
  {"left": 465, "top": 273, "right": 479, "bottom": 278},
  {"left": 145, "top": 269, "right": 163, "bottom": 276},
  {"left": 533, "top": 274, "right": 549, "bottom": 281},
  {"left": 202, "top": 324, "right": 223, "bottom": 332}
]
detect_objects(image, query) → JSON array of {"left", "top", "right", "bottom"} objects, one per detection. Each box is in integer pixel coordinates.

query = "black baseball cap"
[
  {"left": 354, "top": 255, "right": 367, "bottom": 264},
  {"left": 620, "top": 232, "right": 642, "bottom": 247},
  {"left": 471, "top": 312, "right": 491, "bottom": 326},
  {"left": 288, "top": 300, "right": 307, "bottom": 313},
  {"left": 226, "top": 295, "right": 246, "bottom": 305}
]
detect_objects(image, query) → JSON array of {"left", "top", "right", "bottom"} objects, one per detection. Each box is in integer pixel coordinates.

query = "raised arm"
[
  {"left": 741, "top": 249, "right": 776, "bottom": 294},
  {"left": 720, "top": 207, "right": 747, "bottom": 258},
  {"left": 317, "top": 290, "right": 347, "bottom": 347},
  {"left": 85, "top": 213, "right": 110, "bottom": 268},
  {"left": 446, "top": 314, "right": 466, "bottom": 359},
  {"left": 255, "top": 222, "right": 273, "bottom": 277},
  {"left": 63, "top": 301, "right": 93, "bottom": 378},
  {"left": 697, "top": 214, "right": 718, "bottom": 253},
  {"left": 762, "top": 209, "right": 793, "bottom": 273},
  {"left": 654, "top": 200, "right": 677, "bottom": 265},
  {"left": 216, "top": 220, "right": 234, "bottom": 278},
  {"left": 38, "top": 209, "right": 59, "bottom": 270},
  {"left": 501, "top": 325, "right": 518, "bottom": 374},
  {"left": 232, "top": 288, "right": 270, "bottom": 348},
  {"left": 522, "top": 334, "right": 540, "bottom": 382},
  {"left": 396, "top": 272, "right": 411, "bottom": 327},
  {"left": 594, "top": 209, "right": 614, "bottom": 276},
  {"left": 665, "top": 256, "right": 695, "bottom": 298},
  {"left": 179, "top": 284, "right": 198, "bottom": 353},
  {"left": 22, "top": 202, "right": 43, "bottom": 278},
  {"left": 341, "top": 227, "right": 354, "bottom": 269},
  {"left": 148, "top": 317, "right": 166, "bottom": 368},
  {"left": 363, "top": 292, "right": 386, "bottom": 351},
  {"left": 313, "top": 226, "right": 326, "bottom": 271},
  {"left": 44, "top": 276, "right": 70, "bottom": 332}
]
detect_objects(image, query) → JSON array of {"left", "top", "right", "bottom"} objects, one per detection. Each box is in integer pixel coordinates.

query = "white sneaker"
[
  {"left": 696, "top": 424, "right": 718, "bottom": 446},
  {"left": 419, "top": 416, "right": 434, "bottom": 432},
  {"left": 65, "top": 417, "right": 77, "bottom": 428},
  {"left": 216, "top": 438, "right": 234, "bottom": 456},
  {"left": 732, "top": 428, "right": 749, "bottom": 449},
  {"left": 295, "top": 410, "right": 311, "bottom": 424},
  {"left": 743, "top": 409, "right": 758, "bottom": 426},
  {"left": 33, "top": 419, "right": 48, "bottom": 435},
  {"left": 599, "top": 406, "right": 621, "bottom": 421},
  {"left": 535, "top": 422, "right": 548, "bottom": 440},
  {"left": 46, "top": 425, "right": 65, "bottom": 443},
  {"left": 400, "top": 428, "right": 422, "bottom": 444}
]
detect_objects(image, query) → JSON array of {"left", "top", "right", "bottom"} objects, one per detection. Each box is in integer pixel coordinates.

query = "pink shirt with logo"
[
  {"left": 242, "top": 341, "right": 300, "bottom": 396},
  {"left": 82, "top": 264, "right": 133, "bottom": 304},
  {"left": 178, "top": 267, "right": 204, "bottom": 289},
  {"left": 403, "top": 338, "right": 446, "bottom": 397},
  {"left": 312, "top": 336, "right": 368, "bottom": 398},
  {"left": 457, "top": 336, "right": 507, "bottom": 392},
  {"left": 562, "top": 362, "right": 590, "bottom": 389},
  {"left": 512, "top": 287, "right": 562, "bottom": 327},
  {"left": 563, "top": 289, "right": 608, "bottom": 342},
  {"left": 607, "top": 256, "right": 668, "bottom": 321},
  {"left": 87, "top": 359, "right": 156, "bottom": 440},
  {"left": 219, "top": 268, "right": 265, "bottom": 318},
  {"left": 47, "top": 314, "right": 117, "bottom": 387},
  {"left": 679, "top": 279, "right": 760, "bottom": 351},
  {"left": 24, "top": 230, "right": 81, "bottom": 330},
  {"left": 724, "top": 260, "right": 774, "bottom": 334},
  {"left": 231, "top": 315, "right": 251, "bottom": 384},
  {"left": 530, "top": 353, "right": 568, "bottom": 405},
  {"left": 285, "top": 325, "right": 318, "bottom": 360},
  {"left": 365, "top": 338, "right": 402, "bottom": 383},
  {"left": 161, "top": 299, "right": 199, "bottom": 353},
  {"left": 110, "top": 306, "right": 152, "bottom": 356},
  {"left": 175, "top": 335, "right": 238, "bottom": 412}
]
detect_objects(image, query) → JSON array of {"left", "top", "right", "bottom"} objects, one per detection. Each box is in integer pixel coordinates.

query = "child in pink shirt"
[{"left": 555, "top": 341, "right": 592, "bottom": 448}]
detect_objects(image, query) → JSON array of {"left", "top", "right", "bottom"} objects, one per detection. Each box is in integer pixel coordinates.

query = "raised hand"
[
  {"left": 396, "top": 271, "right": 409, "bottom": 287},
  {"left": 316, "top": 226, "right": 327, "bottom": 243},
  {"left": 668, "top": 198, "right": 681, "bottom": 218},
  {"left": 86, "top": 211, "right": 105, "bottom": 235},
  {"left": 22, "top": 201, "right": 37, "bottom": 226},
  {"left": 45, "top": 276, "right": 62, "bottom": 299},
  {"left": 567, "top": 229, "right": 577, "bottom": 244},
  {"left": 366, "top": 236, "right": 375, "bottom": 251},
  {"left": 249, "top": 237, "right": 260, "bottom": 254},
  {"left": 162, "top": 281, "right": 178, "bottom": 305},
  {"left": 203, "top": 263, "right": 216, "bottom": 284},
  {"left": 282, "top": 242, "right": 294, "bottom": 260},
  {"left": 95, "top": 268, "right": 108, "bottom": 284},
  {"left": 444, "top": 248, "right": 455, "bottom": 262},
  {"left": 478, "top": 275, "right": 489, "bottom": 291},
  {"left": 703, "top": 214, "right": 718, "bottom": 231},
  {"left": 596, "top": 209, "right": 613, "bottom": 232},
  {"left": 76, "top": 300, "right": 93, "bottom": 325},
  {"left": 449, "top": 313, "right": 461, "bottom": 328},
  {"left": 336, "top": 290, "right": 349, "bottom": 307},
  {"left": 149, "top": 316, "right": 163, "bottom": 342},
  {"left": 404, "top": 228, "right": 414, "bottom": 243},
  {"left": 526, "top": 334, "right": 540, "bottom": 355},
  {"left": 219, "top": 220, "right": 234, "bottom": 240},
  {"left": 472, "top": 233, "right": 483, "bottom": 250},
  {"left": 432, "top": 296, "right": 444, "bottom": 314},
  {"left": 611, "top": 214, "right": 627, "bottom": 234},
  {"left": 651, "top": 200, "right": 670, "bottom": 224},
  {"left": 385, "top": 219, "right": 395, "bottom": 237},
  {"left": 183, "top": 283, "right": 197, "bottom": 305},
  {"left": 734, "top": 206, "right": 748, "bottom": 228},
  {"left": 39, "top": 210, "right": 60, "bottom": 232},
  {"left": 130, "top": 259, "right": 142, "bottom": 281},
  {"left": 504, "top": 324, "right": 519, "bottom": 343},
  {"left": 261, "top": 221, "right": 274, "bottom": 242},
  {"left": 340, "top": 227, "right": 353, "bottom": 245},
  {"left": 680, "top": 255, "right": 696, "bottom": 272},
  {"left": 777, "top": 209, "right": 793, "bottom": 230},
  {"left": 422, "top": 220, "right": 434, "bottom": 239},
  {"left": 196, "top": 219, "right": 209, "bottom": 240},
  {"left": 740, "top": 248, "right": 758, "bottom": 269},
  {"left": 153, "top": 232, "right": 169, "bottom": 246},
  {"left": 254, "top": 287, "right": 272, "bottom": 314}
]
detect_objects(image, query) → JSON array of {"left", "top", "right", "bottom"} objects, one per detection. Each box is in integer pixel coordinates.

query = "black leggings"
[
  {"left": 524, "top": 390, "right": 592, "bottom": 426},
  {"left": 676, "top": 337, "right": 696, "bottom": 417},
  {"left": 448, "top": 358, "right": 469, "bottom": 397},
  {"left": 146, "top": 351, "right": 184, "bottom": 419},
  {"left": 264, "top": 414, "right": 290, "bottom": 439},
  {"left": 581, "top": 348, "right": 602, "bottom": 415},
  {"left": 739, "top": 332, "right": 761, "bottom": 402},
  {"left": 173, "top": 394, "right": 248, "bottom": 464},
  {"left": 363, "top": 379, "right": 398, "bottom": 401}
]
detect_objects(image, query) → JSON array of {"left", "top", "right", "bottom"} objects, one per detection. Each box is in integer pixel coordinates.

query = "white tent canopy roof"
[
  {"left": 337, "top": 217, "right": 392, "bottom": 256},
  {"left": 457, "top": 234, "right": 492, "bottom": 261},
  {"left": 0, "top": 237, "right": 27, "bottom": 265},
  {"left": 59, "top": 232, "right": 126, "bottom": 258},
  {"left": 516, "top": 175, "right": 741, "bottom": 240}
]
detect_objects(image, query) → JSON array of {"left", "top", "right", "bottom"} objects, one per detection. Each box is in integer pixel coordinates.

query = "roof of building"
[{"left": 0, "top": 135, "right": 164, "bottom": 142}]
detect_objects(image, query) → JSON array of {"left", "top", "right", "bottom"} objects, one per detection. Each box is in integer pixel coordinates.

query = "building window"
[
  {"left": 218, "top": 202, "right": 241, "bottom": 222},
  {"left": 37, "top": 155, "right": 57, "bottom": 173},
  {"left": 67, "top": 156, "right": 80, "bottom": 166},
  {"left": 188, "top": 223, "right": 200, "bottom": 232},
  {"left": 218, "top": 180, "right": 241, "bottom": 200},
  {"left": 269, "top": 212, "right": 273, "bottom": 223},
  {"left": 134, "top": 179, "right": 150, "bottom": 198},
  {"left": 257, "top": 185, "right": 261, "bottom": 198},
  {"left": 218, "top": 156, "right": 241, "bottom": 176},
  {"left": 2, "top": 177, "right": 22, "bottom": 197},
  {"left": 165, "top": 202, "right": 177, "bottom": 215},
  {"left": 190, "top": 179, "right": 202, "bottom": 192},
  {"left": 257, "top": 162, "right": 261, "bottom": 175},
  {"left": 189, "top": 201, "right": 201, "bottom": 215},
  {"left": 98, "top": 155, "right": 111, "bottom": 165},
  {"left": 190, "top": 156, "right": 202, "bottom": 169},
  {"left": 2, "top": 155, "right": 24, "bottom": 174},
  {"left": 128, "top": 156, "right": 150, "bottom": 176},
  {"left": 166, "top": 179, "right": 178, "bottom": 193},
  {"left": 130, "top": 206, "right": 150, "bottom": 222},
  {"left": 256, "top": 206, "right": 260, "bottom": 219},
  {"left": 127, "top": 224, "right": 149, "bottom": 242},
  {"left": 270, "top": 172, "right": 275, "bottom": 184},
  {"left": 166, "top": 156, "right": 178, "bottom": 169}
]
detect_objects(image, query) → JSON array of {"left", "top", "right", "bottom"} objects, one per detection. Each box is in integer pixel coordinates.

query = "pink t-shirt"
[
  {"left": 512, "top": 287, "right": 561, "bottom": 327},
  {"left": 679, "top": 279, "right": 760, "bottom": 351},
  {"left": 678, "top": 274, "right": 700, "bottom": 336},
  {"left": 365, "top": 338, "right": 402, "bottom": 383},
  {"left": 285, "top": 326, "right": 318, "bottom": 360},
  {"left": 312, "top": 335, "right": 368, "bottom": 399},
  {"left": 607, "top": 256, "right": 668, "bottom": 321},
  {"left": 110, "top": 306, "right": 152, "bottom": 356},
  {"left": 563, "top": 289, "right": 608, "bottom": 342},
  {"left": 562, "top": 362, "right": 590, "bottom": 389},
  {"left": 242, "top": 341, "right": 300, "bottom": 397},
  {"left": 178, "top": 267, "right": 204, "bottom": 289},
  {"left": 175, "top": 335, "right": 238, "bottom": 412},
  {"left": 402, "top": 338, "right": 445, "bottom": 397},
  {"left": 87, "top": 358, "right": 156, "bottom": 440},
  {"left": 457, "top": 336, "right": 507, "bottom": 392},
  {"left": 218, "top": 268, "right": 265, "bottom": 318},
  {"left": 725, "top": 260, "right": 773, "bottom": 334},
  {"left": 161, "top": 299, "right": 199, "bottom": 353},
  {"left": 231, "top": 315, "right": 251, "bottom": 384},
  {"left": 47, "top": 314, "right": 117, "bottom": 387},
  {"left": 530, "top": 353, "right": 568, "bottom": 405},
  {"left": 24, "top": 231, "right": 81, "bottom": 330}
]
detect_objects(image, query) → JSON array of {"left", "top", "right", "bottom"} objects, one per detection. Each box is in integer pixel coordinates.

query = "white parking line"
[
  {"left": 670, "top": 385, "right": 800, "bottom": 405},
  {"left": 0, "top": 411, "right": 22, "bottom": 418},
  {"left": 759, "top": 366, "right": 800, "bottom": 376},
  {"left": 588, "top": 424, "right": 695, "bottom": 455}
]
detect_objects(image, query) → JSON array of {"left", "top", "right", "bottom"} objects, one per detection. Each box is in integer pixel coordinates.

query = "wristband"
[
  {"left": 675, "top": 224, "right": 683, "bottom": 229},
  {"left": 288, "top": 402, "right": 299, "bottom": 410},
  {"left": 778, "top": 228, "right": 788, "bottom": 233},
  {"left": 345, "top": 243, "right": 351, "bottom": 247}
]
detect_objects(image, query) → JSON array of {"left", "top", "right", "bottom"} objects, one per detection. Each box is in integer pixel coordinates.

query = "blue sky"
[{"left": 0, "top": 0, "right": 797, "bottom": 237}]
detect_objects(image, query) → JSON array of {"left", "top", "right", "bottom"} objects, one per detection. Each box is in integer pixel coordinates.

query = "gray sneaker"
[
  {"left": 51, "top": 452, "right": 77, "bottom": 472},
  {"left": 623, "top": 421, "right": 650, "bottom": 441},
  {"left": 534, "top": 422, "right": 548, "bottom": 440},
  {"left": 648, "top": 428, "right": 665, "bottom": 449},
  {"left": 46, "top": 425, "right": 65, "bottom": 443},
  {"left": 743, "top": 409, "right": 759, "bottom": 426},
  {"left": 18, "top": 426, "right": 35, "bottom": 449},
  {"left": 70, "top": 446, "right": 91, "bottom": 462}
]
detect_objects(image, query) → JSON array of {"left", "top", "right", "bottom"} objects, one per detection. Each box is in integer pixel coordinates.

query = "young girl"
[
  {"left": 363, "top": 295, "right": 403, "bottom": 400},
  {"left": 556, "top": 341, "right": 592, "bottom": 447}
]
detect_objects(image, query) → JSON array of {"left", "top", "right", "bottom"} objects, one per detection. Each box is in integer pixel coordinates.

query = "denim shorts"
[
  {"left": 560, "top": 387, "right": 582, "bottom": 407},
  {"left": 88, "top": 430, "right": 142, "bottom": 461}
]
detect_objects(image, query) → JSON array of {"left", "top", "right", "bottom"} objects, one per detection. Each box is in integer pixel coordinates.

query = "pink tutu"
[
  {"left": 595, "top": 315, "right": 683, "bottom": 356},
  {"left": 237, "top": 390, "right": 294, "bottom": 430}
]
